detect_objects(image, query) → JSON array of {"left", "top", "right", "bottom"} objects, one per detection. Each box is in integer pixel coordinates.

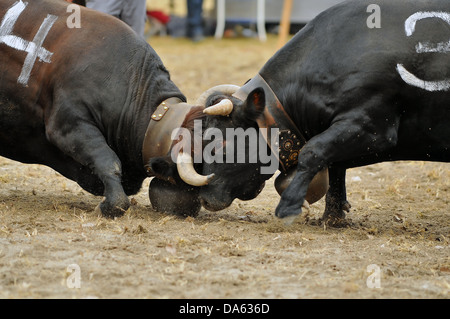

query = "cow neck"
[
  {"left": 233, "top": 74, "right": 306, "bottom": 172},
  {"left": 142, "top": 97, "right": 195, "bottom": 175}
]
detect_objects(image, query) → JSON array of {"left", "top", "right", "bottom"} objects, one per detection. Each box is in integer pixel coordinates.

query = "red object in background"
[{"left": 147, "top": 10, "right": 170, "bottom": 25}]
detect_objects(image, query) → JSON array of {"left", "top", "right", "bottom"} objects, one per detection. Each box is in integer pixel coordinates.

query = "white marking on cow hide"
[
  {"left": 396, "top": 64, "right": 450, "bottom": 92},
  {"left": 404, "top": 11, "right": 450, "bottom": 37},
  {"left": 405, "top": 11, "right": 450, "bottom": 54},
  {"left": 0, "top": 1, "right": 57, "bottom": 86},
  {"left": 416, "top": 41, "right": 450, "bottom": 54},
  {"left": 398, "top": 11, "right": 450, "bottom": 92}
]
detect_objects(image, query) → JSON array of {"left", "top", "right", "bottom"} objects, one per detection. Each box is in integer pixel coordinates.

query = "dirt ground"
[{"left": 0, "top": 35, "right": 449, "bottom": 299}]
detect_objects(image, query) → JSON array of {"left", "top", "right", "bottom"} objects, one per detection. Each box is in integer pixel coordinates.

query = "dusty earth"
[{"left": 0, "top": 35, "right": 449, "bottom": 299}]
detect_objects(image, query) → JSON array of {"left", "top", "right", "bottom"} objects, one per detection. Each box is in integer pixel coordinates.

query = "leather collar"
[
  {"left": 142, "top": 97, "right": 196, "bottom": 175},
  {"left": 232, "top": 74, "right": 306, "bottom": 172}
]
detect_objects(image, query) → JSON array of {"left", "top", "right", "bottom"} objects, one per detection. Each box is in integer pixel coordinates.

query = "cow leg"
[
  {"left": 322, "top": 166, "right": 351, "bottom": 226},
  {"left": 275, "top": 117, "right": 397, "bottom": 221},
  {"left": 46, "top": 113, "right": 129, "bottom": 218}
]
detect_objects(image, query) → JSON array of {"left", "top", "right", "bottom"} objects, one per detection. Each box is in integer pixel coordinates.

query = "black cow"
[
  {"left": 0, "top": 0, "right": 219, "bottom": 217},
  {"left": 195, "top": 0, "right": 450, "bottom": 224}
]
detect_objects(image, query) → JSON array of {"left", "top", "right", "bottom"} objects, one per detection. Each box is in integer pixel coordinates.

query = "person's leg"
[
  {"left": 121, "top": 0, "right": 147, "bottom": 38},
  {"left": 187, "top": 0, "right": 204, "bottom": 42},
  {"left": 85, "top": 0, "right": 123, "bottom": 18}
]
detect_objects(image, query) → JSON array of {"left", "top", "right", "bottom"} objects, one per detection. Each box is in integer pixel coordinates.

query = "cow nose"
[
  {"left": 200, "top": 198, "right": 216, "bottom": 211},
  {"left": 237, "top": 181, "right": 266, "bottom": 200},
  {"left": 200, "top": 198, "right": 230, "bottom": 212}
]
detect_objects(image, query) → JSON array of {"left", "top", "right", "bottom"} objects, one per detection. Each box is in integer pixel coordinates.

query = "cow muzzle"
[{"left": 199, "top": 195, "right": 233, "bottom": 212}]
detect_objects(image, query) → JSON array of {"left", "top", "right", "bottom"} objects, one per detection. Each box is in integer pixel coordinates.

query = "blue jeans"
[{"left": 187, "top": 0, "right": 203, "bottom": 38}]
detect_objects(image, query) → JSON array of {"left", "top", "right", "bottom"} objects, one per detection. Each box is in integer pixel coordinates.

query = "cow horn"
[
  {"left": 203, "top": 99, "right": 234, "bottom": 116},
  {"left": 176, "top": 151, "right": 215, "bottom": 186},
  {"left": 196, "top": 84, "right": 241, "bottom": 106}
]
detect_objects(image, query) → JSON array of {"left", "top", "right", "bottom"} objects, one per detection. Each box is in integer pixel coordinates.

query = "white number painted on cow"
[
  {"left": 0, "top": 1, "right": 57, "bottom": 86},
  {"left": 397, "top": 11, "right": 450, "bottom": 92}
]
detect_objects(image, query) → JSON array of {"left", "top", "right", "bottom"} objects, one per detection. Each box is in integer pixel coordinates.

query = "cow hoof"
[
  {"left": 275, "top": 205, "right": 302, "bottom": 220},
  {"left": 278, "top": 201, "right": 309, "bottom": 225},
  {"left": 323, "top": 215, "right": 351, "bottom": 228},
  {"left": 96, "top": 198, "right": 130, "bottom": 218},
  {"left": 321, "top": 200, "right": 351, "bottom": 227},
  {"left": 282, "top": 215, "right": 298, "bottom": 226},
  {"left": 321, "top": 210, "right": 349, "bottom": 228}
]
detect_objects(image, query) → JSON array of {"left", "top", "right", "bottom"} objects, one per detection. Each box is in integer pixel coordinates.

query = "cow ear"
[{"left": 241, "top": 87, "right": 265, "bottom": 123}]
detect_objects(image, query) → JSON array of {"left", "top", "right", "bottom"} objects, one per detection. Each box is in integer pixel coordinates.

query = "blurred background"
[
  {"left": 145, "top": 0, "right": 344, "bottom": 41},
  {"left": 140, "top": 0, "right": 345, "bottom": 104}
]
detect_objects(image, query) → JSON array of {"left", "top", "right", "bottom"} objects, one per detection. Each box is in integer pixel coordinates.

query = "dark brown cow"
[{"left": 0, "top": 0, "right": 216, "bottom": 217}]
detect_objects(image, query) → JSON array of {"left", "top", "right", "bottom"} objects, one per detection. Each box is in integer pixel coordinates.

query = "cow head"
[
  {"left": 146, "top": 85, "right": 273, "bottom": 214},
  {"left": 195, "top": 85, "right": 274, "bottom": 211}
]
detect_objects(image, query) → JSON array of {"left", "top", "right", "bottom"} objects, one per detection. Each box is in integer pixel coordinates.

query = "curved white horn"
[
  {"left": 196, "top": 84, "right": 241, "bottom": 106},
  {"left": 176, "top": 151, "right": 215, "bottom": 186},
  {"left": 203, "top": 99, "right": 233, "bottom": 116}
]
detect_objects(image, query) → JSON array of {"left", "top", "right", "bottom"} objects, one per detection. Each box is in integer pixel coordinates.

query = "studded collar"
[{"left": 232, "top": 74, "right": 306, "bottom": 172}]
